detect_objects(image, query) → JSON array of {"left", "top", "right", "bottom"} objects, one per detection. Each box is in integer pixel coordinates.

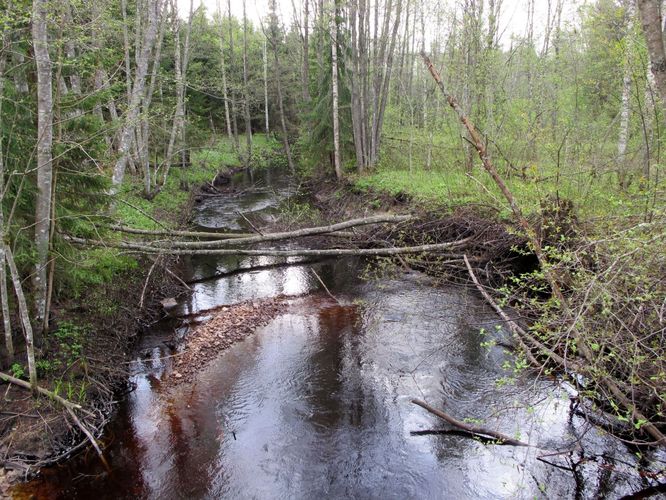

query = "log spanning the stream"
[
  {"left": 69, "top": 215, "right": 475, "bottom": 257},
  {"left": 68, "top": 235, "right": 472, "bottom": 257},
  {"left": 65, "top": 215, "right": 471, "bottom": 260},
  {"left": 106, "top": 225, "right": 356, "bottom": 240},
  {"left": 118, "top": 214, "right": 413, "bottom": 249}
]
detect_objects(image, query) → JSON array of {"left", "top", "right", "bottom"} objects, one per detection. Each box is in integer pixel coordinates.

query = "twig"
[
  {"left": 139, "top": 257, "right": 160, "bottom": 309},
  {"left": 236, "top": 210, "right": 263, "bottom": 235},
  {"left": 164, "top": 266, "right": 192, "bottom": 290},
  {"left": 311, "top": 268, "right": 340, "bottom": 303}
]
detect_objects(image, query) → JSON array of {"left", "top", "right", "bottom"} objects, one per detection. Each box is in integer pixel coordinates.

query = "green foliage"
[
  {"left": 10, "top": 363, "right": 25, "bottom": 380},
  {"left": 53, "top": 321, "right": 86, "bottom": 364}
]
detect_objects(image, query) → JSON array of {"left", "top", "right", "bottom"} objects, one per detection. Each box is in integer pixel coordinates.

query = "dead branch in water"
[{"left": 411, "top": 399, "right": 531, "bottom": 447}]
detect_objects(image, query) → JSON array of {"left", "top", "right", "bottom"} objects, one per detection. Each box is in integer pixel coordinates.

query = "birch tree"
[
  {"left": 637, "top": 0, "right": 666, "bottom": 113},
  {"left": 163, "top": 0, "right": 194, "bottom": 188},
  {"left": 330, "top": 0, "right": 342, "bottom": 178},
  {"left": 32, "top": 0, "right": 54, "bottom": 331},
  {"left": 268, "top": 0, "right": 296, "bottom": 172},
  {"left": 0, "top": 22, "right": 12, "bottom": 360},
  {"left": 111, "top": 0, "right": 164, "bottom": 195},
  {"left": 242, "top": 0, "right": 253, "bottom": 167},
  {"left": 216, "top": 0, "right": 234, "bottom": 143}
]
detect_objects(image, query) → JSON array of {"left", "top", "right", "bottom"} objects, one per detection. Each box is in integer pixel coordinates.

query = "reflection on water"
[{"left": 14, "top": 168, "right": 665, "bottom": 499}]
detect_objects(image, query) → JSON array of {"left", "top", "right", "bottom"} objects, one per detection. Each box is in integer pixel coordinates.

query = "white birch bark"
[
  {"left": 32, "top": 0, "right": 54, "bottom": 330},
  {"left": 268, "top": 0, "right": 295, "bottom": 172},
  {"left": 617, "top": 65, "right": 632, "bottom": 188},
  {"left": 330, "top": 1, "right": 342, "bottom": 178},
  {"left": 263, "top": 37, "right": 270, "bottom": 135},
  {"left": 216, "top": 0, "right": 234, "bottom": 143},
  {"left": 162, "top": 0, "right": 193, "bottom": 187},
  {"left": 0, "top": 31, "right": 13, "bottom": 360},
  {"left": 4, "top": 244, "right": 37, "bottom": 391},
  {"left": 242, "top": 0, "right": 253, "bottom": 166},
  {"left": 110, "top": 0, "right": 163, "bottom": 195}
]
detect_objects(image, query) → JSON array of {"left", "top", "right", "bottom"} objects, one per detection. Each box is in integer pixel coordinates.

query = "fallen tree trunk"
[
  {"left": 133, "top": 214, "right": 413, "bottom": 249},
  {"left": 107, "top": 225, "right": 256, "bottom": 239},
  {"left": 67, "top": 235, "right": 472, "bottom": 257},
  {"left": 0, "top": 371, "right": 88, "bottom": 414},
  {"left": 411, "top": 399, "right": 531, "bottom": 447},
  {"left": 106, "top": 225, "right": 357, "bottom": 241}
]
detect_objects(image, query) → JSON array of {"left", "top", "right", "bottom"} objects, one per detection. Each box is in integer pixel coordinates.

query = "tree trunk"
[
  {"left": 617, "top": 65, "right": 632, "bottom": 189},
  {"left": 268, "top": 0, "right": 295, "bottom": 172},
  {"left": 216, "top": 0, "right": 234, "bottom": 144},
  {"left": 242, "top": 0, "right": 253, "bottom": 168},
  {"left": 111, "top": 0, "right": 163, "bottom": 195},
  {"left": 637, "top": 0, "right": 666, "bottom": 113},
  {"left": 163, "top": 0, "right": 193, "bottom": 188},
  {"left": 140, "top": 2, "right": 168, "bottom": 196},
  {"left": 373, "top": 0, "right": 402, "bottom": 165},
  {"left": 32, "top": 0, "right": 54, "bottom": 332},
  {"left": 0, "top": 33, "right": 13, "bottom": 361},
  {"left": 302, "top": 0, "right": 311, "bottom": 102},
  {"left": 228, "top": 0, "right": 240, "bottom": 149},
  {"left": 330, "top": 1, "right": 342, "bottom": 179},
  {"left": 4, "top": 244, "right": 37, "bottom": 392},
  {"left": 263, "top": 37, "right": 270, "bottom": 134}
]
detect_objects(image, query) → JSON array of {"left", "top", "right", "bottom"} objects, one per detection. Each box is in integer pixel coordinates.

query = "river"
[{"left": 13, "top": 168, "right": 665, "bottom": 499}]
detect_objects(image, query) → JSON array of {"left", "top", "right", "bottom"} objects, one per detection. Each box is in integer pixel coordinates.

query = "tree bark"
[
  {"left": 71, "top": 237, "right": 470, "bottom": 258},
  {"left": 162, "top": 0, "right": 193, "bottom": 188},
  {"left": 111, "top": 0, "right": 163, "bottom": 195},
  {"left": 637, "top": 0, "right": 666, "bottom": 113},
  {"left": 4, "top": 244, "right": 37, "bottom": 392},
  {"left": 145, "top": 214, "right": 414, "bottom": 249},
  {"left": 228, "top": 0, "right": 240, "bottom": 149},
  {"left": 263, "top": 37, "right": 270, "bottom": 135},
  {"left": 331, "top": 0, "right": 342, "bottom": 179},
  {"left": 267, "top": 0, "right": 294, "bottom": 171},
  {"left": 216, "top": 0, "right": 234, "bottom": 143},
  {"left": 0, "top": 32, "right": 12, "bottom": 361},
  {"left": 617, "top": 66, "right": 632, "bottom": 189},
  {"left": 32, "top": 0, "right": 54, "bottom": 332},
  {"left": 302, "top": 0, "right": 311, "bottom": 102},
  {"left": 242, "top": 0, "right": 253, "bottom": 168}
]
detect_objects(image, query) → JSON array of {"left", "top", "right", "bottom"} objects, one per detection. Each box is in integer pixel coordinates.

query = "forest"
[{"left": 1, "top": 0, "right": 666, "bottom": 497}]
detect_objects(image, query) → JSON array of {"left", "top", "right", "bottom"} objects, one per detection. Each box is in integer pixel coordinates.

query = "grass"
[
  {"left": 116, "top": 134, "right": 282, "bottom": 230},
  {"left": 355, "top": 153, "right": 665, "bottom": 221}
]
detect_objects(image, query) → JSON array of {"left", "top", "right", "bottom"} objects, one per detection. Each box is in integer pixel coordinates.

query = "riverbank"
[
  {"left": 315, "top": 169, "right": 666, "bottom": 447},
  {"left": 0, "top": 135, "right": 283, "bottom": 483}
]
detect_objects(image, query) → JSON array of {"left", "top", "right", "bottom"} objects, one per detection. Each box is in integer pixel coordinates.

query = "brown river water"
[{"left": 13, "top": 169, "right": 666, "bottom": 499}]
